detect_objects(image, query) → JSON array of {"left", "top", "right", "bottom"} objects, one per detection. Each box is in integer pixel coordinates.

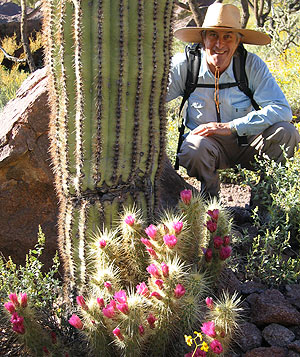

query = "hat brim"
[{"left": 174, "top": 27, "right": 271, "bottom": 45}]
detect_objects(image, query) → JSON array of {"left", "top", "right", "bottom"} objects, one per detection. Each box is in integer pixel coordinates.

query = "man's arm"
[{"left": 230, "top": 52, "right": 293, "bottom": 137}]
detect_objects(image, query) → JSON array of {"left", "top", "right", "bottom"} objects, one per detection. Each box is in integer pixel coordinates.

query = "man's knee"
[
  {"left": 262, "top": 121, "right": 300, "bottom": 160},
  {"left": 178, "top": 135, "right": 217, "bottom": 165}
]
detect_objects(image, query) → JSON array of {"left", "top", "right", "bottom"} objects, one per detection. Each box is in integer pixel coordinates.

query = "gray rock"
[
  {"left": 237, "top": 321, "right": 262, "bottom": 352},
  {"left": 262, "top": 324, "right": 295, "bottom": 347},
  {"left": 241, "top": 281, "right": 267, "bottom": 295},
  {"left": 285, "top": 285, "right": 300, "bottom": 309},
  {"left": 244, "top": 346, "right": 287, "bottom": 357}
]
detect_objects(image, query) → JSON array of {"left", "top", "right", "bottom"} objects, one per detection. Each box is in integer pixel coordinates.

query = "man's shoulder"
[{"left": 245, "top": 51, "right": 267, "bottom": 68}]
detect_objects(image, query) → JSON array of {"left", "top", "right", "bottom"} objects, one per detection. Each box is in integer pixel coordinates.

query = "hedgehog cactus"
[{"left": 42, "top": 0, "right": 174, "bottom": 295}]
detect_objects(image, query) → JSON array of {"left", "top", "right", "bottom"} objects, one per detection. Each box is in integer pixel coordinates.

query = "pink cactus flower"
[
  {"left": 99, "top": 239, "right": 106, "bottom": 248},
  {"left": 68, "top": 314, "right": 83, "bottom": 330},
  {"left": 76, "top": 296, "right": 88, "bottom": 311},
  {"left": 108, "top": 299, "right": 116, "bottom": 309},
  {"left": 172, "top": 221, "right": 183, "bottom": 234},
  {"left": 141, "top": 238, "right": 153, "bottom": 248},
  {"left": 207, "top": 209, "right": 219, "bottom": 222},
  {"left": 161, "top": 262, "right": 169, "bottom": 277},
  {"left": 151, "top": 291, "right": 163, "bottom": 300},
  {"left": 124, "top": 215, "right": 135, "bottom": 226},
  {"left": 146, "top": 264, "right": 161, "bottom": 278},
  {"left": 213, "top": 236, "right": 223, "bottom": 249},
  {"left": 204, "top": 248, "right": 213, "bottom": 262},
  {"left": 163, "top": 234, "right": 177, "bottom": 249},
  {"left": 138, "top": 325, "right": 145, "bottom": 336},
  {"left": 205, "top": 297, "right": 214, "bottom": 310},
  {"left": 102, "top": 304, "right": 115, "bottom": 318},
  {"left": 4, "top": 302, "right": 16, "bottom": 314},
  {"left": 114, "top": 290, "right": 127, "bottom": 303},
  {"left": 113, "top": 327, "right": 124, "bottom": 340},
  {"left": 219, "top": 246, "right": 232, "bottom": 261},
  {"left": 210, "top": 339, "right": 223, "bottom": 354},
  {"left": 19, "top": 293, "right": 27, "bottom": 308},
  {"left": 180, "top": 189, "right": 192, "bottom": 204},
  {"left": 10, "top": 312, "right": 25, "bottom": 334},
  {"left": 145, "top": 224, "right": 158, "bottom": 240},
  {"left": 136, "top": 282, "right": 150, "bottom": 297},
  {"left": 97, "top": 297, "right": 105, "bottom": 308},
  {"left": 155, "top": 279, "right": 164, "bottom": 289},
  {"left": 201, "top": 320, "right": 216, "bottom": 337},
  {"left": 104, "top": 281, "right": 112, "bottom": 290},
  {"left": 147, "top": 313, "right": 157, "bottom": 328},
  {"left": 205, "top": 220, "right": 217, "bottom": 233},
  {"left": 147, "top": 247, "right": 158, "bottom": 259},
  {"left": 117, "top": 303, "right": 129, "bottom": 314},
  {"left": 174, "top": 284, "right": 186, "bottom": 298},
  {"left": 223, "top": 235, "right": 230, "bottom": 246},
  {"left": 9, "top": 293, "right": 20, "bottom": 307}
]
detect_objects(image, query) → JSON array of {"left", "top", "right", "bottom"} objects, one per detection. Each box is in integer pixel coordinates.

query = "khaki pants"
[{"left": 178, "top": 122, "right": 300, "bottom": 197}]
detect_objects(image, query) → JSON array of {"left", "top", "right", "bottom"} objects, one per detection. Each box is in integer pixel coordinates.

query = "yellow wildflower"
[
  {"left": 201, "top": 341, "right": 209, "bottom": 352},
  {"left": 193, "top": 331, "right": 203, "bottom": 341},
  {"left": 184, "top": 335, "right": 193, "bottom": 347}
]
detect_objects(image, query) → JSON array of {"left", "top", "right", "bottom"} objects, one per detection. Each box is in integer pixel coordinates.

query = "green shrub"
[
  {"left": 0, "top": 226, "right": 61, "bottom": 308},
  {"left": 233, "top": 149, "right": 300, "bottom": 285}
]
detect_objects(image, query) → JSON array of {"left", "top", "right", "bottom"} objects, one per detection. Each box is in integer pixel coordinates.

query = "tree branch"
[
  {"left": 0, "top": 46, "right": 27, "bottom": 63},
  {"left": 174, "top": 0, "right": 190, "bottom": 10},
  {"left": 20, "top": 0, "right": 36, "bottom": 72}
]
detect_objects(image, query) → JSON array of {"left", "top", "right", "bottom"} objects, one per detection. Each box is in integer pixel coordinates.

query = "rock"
[
  {"left": 241, "top": 281, "right": 267, "bottom": 295},
  {"left": 244, "top": 346, "right": 287, "bottom": 357},
  {"left": 0, "top": 0, "right": 42, "bottom": 40},
  {"left": 285, "top": 285, "right": 300, "bottom": 309},
  {"left": 262, "top": 324, "right": 295, "bottom": 347},
  {"left": 250, "top": 289, "right": 300, "bottom": 326},
  {"left": 0, "top": 67, "right": 58, "bottom": 269},
  {"left": 288, "top": 340, "right": 300, "bottom": 354},
  {"left": 237, "top": 322, "right": 262, "bottom": 352}
]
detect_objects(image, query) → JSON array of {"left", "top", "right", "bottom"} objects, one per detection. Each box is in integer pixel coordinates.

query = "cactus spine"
[{"left": 43, "top": 0, "right": 174, "bottom": 294}]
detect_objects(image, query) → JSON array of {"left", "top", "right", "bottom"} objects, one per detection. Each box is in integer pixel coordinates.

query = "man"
[{"left": 167, "top": 3, "right": 300, "bottom": 197}]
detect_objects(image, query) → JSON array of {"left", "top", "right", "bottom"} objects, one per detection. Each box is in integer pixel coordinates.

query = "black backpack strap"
[
  {"left": 233, "top": 44, "right": 260, "bottom": 111},
  {"left": 179, "top": 43, "right": 202, "bottom": 116},
  {"left": 175, "top": 44, "right": 201, "bottom": 170}
]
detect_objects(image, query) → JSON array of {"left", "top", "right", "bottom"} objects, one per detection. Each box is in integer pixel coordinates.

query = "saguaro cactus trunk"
[{"left": 43, "top": 0, "right": 174, "bottom": 294}]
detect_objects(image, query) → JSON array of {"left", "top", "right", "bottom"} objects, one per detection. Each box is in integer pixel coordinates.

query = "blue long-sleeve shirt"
[{"left": 166, "top": 49, "right": 292, "bottom": 136}]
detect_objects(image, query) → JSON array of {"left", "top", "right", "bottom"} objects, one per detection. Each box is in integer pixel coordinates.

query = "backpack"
[{"left": 174, "top": 43, "right": 260, "bottom": 170}]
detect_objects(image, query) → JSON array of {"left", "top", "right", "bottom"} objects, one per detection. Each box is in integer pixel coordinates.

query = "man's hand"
[{"left": 191, "top": 122, "right": 232, "bottom": 136}]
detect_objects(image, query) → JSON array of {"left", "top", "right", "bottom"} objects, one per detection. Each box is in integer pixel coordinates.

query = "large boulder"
[{"left": 0, "top": 67, "right": 58, "bottom": 269}]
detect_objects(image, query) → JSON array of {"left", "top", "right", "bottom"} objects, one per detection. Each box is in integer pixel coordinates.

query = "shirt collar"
[{"left": 199, "top": 50, "right": 236, "bottom": 82}]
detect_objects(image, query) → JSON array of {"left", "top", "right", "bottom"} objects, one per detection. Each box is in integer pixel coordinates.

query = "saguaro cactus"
[{"left": 42, "top": 0, "right": 174, "bottom": 294}]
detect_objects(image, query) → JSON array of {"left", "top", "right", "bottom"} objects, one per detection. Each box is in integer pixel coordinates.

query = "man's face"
[{"left": 203, "top": 30, "right": 240, "bottom": 73}]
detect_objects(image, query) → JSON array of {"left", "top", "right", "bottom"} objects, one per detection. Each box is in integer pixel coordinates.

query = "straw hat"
[{"left": 174, "top": 3, "right": 271, "bottom": 45}]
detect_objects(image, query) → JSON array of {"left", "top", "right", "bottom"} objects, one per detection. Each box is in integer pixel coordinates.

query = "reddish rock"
[
  {"left": 245, "top": 346, "right": 287, "bottom": 357},
  {"left": 0, "top": 67, "right": 58, "bottom": 269},
  {"left": 250, "top": 289, "right": 300, "bottom": 326}
]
